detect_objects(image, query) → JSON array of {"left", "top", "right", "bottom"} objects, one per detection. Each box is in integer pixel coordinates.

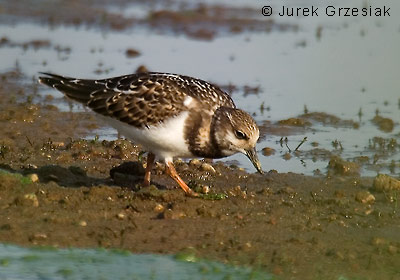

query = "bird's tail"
[{"left": 38, "top": 72, "right": 99, "bottom": 103}]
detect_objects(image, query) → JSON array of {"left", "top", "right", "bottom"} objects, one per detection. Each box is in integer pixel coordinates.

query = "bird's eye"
[{"left": 234, "top": 130, "right": 247, "bottom": 140}]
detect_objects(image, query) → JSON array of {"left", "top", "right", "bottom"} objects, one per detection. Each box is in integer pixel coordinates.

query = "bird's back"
[{"left": 39, "top": 72, "right": 235, "bottom": 128}]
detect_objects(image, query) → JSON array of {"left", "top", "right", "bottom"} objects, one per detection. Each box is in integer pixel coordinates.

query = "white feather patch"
[
  {"left": 100, "top": 112, "right": 192, "bottom": 160},
  {"left": 183, "top": 96, "right": 193, "bottom": 107}
]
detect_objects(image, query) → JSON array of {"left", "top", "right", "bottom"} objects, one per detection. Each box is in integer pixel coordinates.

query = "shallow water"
[
  {"left": 0, "top": 0, "right": 399, "bottom": 176},
  {"left": 0, "top": 244, "right": 271, "bottom": 280}
]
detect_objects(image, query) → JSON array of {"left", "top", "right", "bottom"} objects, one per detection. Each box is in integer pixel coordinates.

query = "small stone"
[
  {"left": 28, "top": 173, "right": 39, "bottom": 183},
  {"left": 117, "top": 212, "right": 126, "bottom": 220},
  {"left": 23, "top": 193, "right": 39, "bottom": 207},
  {"left": 355, "top": 191, "right": 375, "bottom": 204},
  {"left": 154, "top": 203, "right": 164, "bottom": 213},
  {"left": 373, "top": 174, "right": 400, "bottom": 192},
  {"left": 27, "top": 164, "right": 38, "bottom": 169},
  {"left": 33, "top": 233, "right": 47, "bottom": 240},
  {"left": 189, "top": 159, "right": 201, "bottom": 167},
  {"left": 79, "top": 220, "right": 87, "bottom": 227},
  {"left": 200, "top": 163, "right": 216, "bottom": 173},
  {"left": 201, "top": 185, "right": 210, "bottom": 194},
  {"left": 364, "top": 209, "right": 373, "bottom": 215}
]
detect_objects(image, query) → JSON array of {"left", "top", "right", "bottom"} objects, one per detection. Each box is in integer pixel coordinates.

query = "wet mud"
[
  {"left": 0, "top": 1, "right": 399, "bottom": 279},
  {"left": 1, "top": 72, "right": 399, "bottom": 280}
]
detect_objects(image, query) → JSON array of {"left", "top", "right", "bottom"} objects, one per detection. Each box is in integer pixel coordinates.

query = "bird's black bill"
[{"left": 245, "top": 148, "right": 264, "bottom": 174}]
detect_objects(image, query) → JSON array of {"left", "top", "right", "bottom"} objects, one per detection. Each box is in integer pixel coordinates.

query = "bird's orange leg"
[
  {"left": 165, "top": 161, "right": 199, "bottom": 197},
  {"left": 143, "top": 152, "right": 155, "bottom": 187}
]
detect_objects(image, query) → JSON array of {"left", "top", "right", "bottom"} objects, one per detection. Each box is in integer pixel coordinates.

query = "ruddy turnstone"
[{"left": 38, "top": 72, "right": 263, "bottom": 196}]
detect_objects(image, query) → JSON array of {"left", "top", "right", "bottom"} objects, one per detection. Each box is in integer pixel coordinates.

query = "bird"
[{"left": 38, "top": 72, "right": 263, "bottom": 196}]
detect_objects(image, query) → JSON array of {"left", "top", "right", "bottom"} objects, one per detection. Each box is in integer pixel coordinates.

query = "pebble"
[
  {"left": 200, "top": 163, "right": 216, "bottom": 173},
  {"left": 189, "top": 159, "right": 201, "bottom": 167},
  {"left": 154, "top": 203, "right": 164, "bottom": 213},
  {"left": 27, "top": 164, "right": 38, "bottom": 169},
  {"left": 373, "top": 174, "right": 400, "bottom": 192},
  {"left": 28, "top": 173, "right": 39, "bottom": 183},
  {"left": 364, "top": 208, "right": 373, "bottom": 215},
  {"left": 117, "top": 212, "right": 126, "bottom": 220},
  {"left": 201, "top": 185, "right": 210, "bottom": 194},
  {"left": 355, "top": 191, "right": 375, "bottom": 204},
  {"left": 79, "top": 220, "right": 87, "bottom": 227},
  {"left": 23, "top": 193, "right": 39, "bottom": 207},
  {"left": 33, "top": 233, "right": 47, "bottom": 240}
]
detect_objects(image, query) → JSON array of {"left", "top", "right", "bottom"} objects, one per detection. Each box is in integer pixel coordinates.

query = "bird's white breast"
[{"left": 101, "top": 112, "right": 193, "bottom": 160}]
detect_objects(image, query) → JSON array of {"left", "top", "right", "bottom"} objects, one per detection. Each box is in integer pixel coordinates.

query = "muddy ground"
[{"left": 0, "top": 1, "right": 400, "bottom": 279}]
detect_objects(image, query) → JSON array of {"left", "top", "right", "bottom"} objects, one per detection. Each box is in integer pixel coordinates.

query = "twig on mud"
[
  {"left": 284, "top": 137, "right": 291, "bottom": 153},
  {"left": 294, "top": 137, "right": 308, "bottom": 152},
  {"left": 26, "top": 135, "right": 33, "bottom": 147},
  {"left": 279, "top": 137, "right": 284, "bottom": 147}
]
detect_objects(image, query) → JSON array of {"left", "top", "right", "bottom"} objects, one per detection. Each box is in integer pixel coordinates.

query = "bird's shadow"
[{"left": 1, "top": 162, "right": 168, "bottom": 191}]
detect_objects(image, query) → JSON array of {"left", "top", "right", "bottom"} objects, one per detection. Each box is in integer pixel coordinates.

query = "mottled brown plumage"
[{"left": 39, "top": 72, "right": 234, "bottom": 128}]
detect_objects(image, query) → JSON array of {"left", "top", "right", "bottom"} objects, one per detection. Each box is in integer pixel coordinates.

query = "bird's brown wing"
[{"left": 38, "top": 72, "right": 235, "bottom": 128}]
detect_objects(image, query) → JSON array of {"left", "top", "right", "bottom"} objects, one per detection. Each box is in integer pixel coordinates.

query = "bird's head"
[{"left": 213, "top": 107, "right": 263, "bottom": 174}]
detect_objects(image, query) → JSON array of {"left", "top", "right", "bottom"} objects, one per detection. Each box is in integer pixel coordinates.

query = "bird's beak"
[{"left": 245, "top": 147, "right": 264, "bottom": 174}]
